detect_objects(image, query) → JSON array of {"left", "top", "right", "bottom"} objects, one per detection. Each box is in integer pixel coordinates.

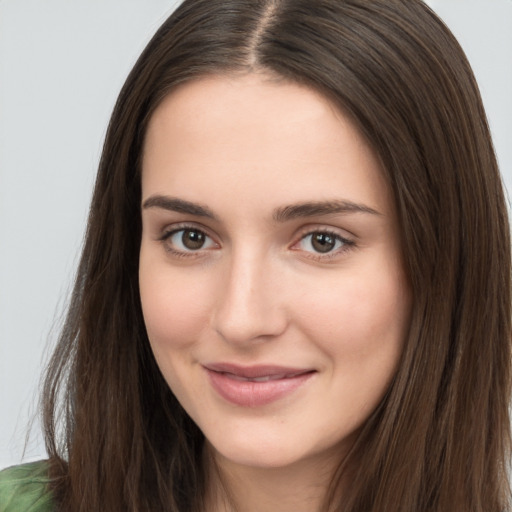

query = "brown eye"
[
  {"left": 181, "top": 229, "right": 206, "bottom": 250},
  {"left": 311, "top": 233, "right": 336, "bottom": 253},
  {"left": 296, "top": 230, "right": 354, "bottom": 257},
  {"left": 164, "top": 228, "right": 216, "bottom": 253}
]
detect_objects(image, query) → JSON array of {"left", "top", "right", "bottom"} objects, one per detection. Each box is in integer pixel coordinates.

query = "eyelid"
[
  {"left": 158, "top": 221, "right": 217, "bottom": 241},
  {"left": 292, "top": 223, "right": 357, "bottom": 244},
  {"left": 158, "top": 222, "right": 220, "bottom": 258},
  {"left": 155, "top": 221, "right": 356, "bottom": 261},
  {"left": 290, "top": 225, "right": 357, "bottom": 260}
]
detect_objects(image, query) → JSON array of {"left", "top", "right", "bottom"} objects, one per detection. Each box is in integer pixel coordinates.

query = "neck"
[{"left": 204, "top": 445, "right": 347, "bottom": 512}]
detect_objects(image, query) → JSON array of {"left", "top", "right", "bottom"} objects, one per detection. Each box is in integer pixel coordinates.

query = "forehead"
[
  {"left": 144, "top": 73, "right": 363, "bottom": 155},
  {"left": 141, "top": 74, "right": 392, "bottom": 218}
]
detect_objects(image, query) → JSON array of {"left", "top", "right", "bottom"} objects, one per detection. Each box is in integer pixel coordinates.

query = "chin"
[
  {"left": 205, "top": 426, "right": 348, "bottom": 472},
  {"left": 213, "top": 443, "right": 307, "bottom": 470}
]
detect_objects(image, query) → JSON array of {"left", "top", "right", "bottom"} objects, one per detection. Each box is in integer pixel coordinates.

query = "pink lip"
[{"left": 204, "top": 363, "right": 316, "bottom": 407}]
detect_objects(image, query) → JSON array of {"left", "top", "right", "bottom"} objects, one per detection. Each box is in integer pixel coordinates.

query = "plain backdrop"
[{"left": 1, "top": 0, "right": 511, "bottom": 469}]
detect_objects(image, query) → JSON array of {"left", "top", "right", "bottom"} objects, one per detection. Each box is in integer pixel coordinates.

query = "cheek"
[
  {"left": 295, "top": 262, "right": 410, "bottom": 366},
  {"left": 138, "top": 257, "right": 220, "bottom": 417},
  {"left": 139, "top": 262, "right": 213, "bottom": 352}
]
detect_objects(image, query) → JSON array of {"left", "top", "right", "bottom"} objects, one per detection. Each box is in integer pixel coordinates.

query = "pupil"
[
  {"left": 312, "top": 233, "right": 335, "bottom": 253},
  {"left": 182, "top": 230, "right": 205, "bottom": 250}
]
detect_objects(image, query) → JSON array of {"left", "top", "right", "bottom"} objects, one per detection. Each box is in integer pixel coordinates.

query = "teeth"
[
  {"left": 251, "top": 375, "right": 282, "bottom": 382},
  {"left": 224, "top": 373, "right": 287, "bottom": 382}
]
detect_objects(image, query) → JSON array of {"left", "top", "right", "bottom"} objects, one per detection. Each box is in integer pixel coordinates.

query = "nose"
[{"left": 212, "top": 250, "right": 288, "bottom": 346}]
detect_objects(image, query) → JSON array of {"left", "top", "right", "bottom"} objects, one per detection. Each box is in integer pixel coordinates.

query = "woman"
[{"left": 1, "top": 0, "right": 510, "bottom": 511}]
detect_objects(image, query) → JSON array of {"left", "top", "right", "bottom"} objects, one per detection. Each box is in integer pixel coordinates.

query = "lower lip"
[{"left": 205, "top": 369, "right": 314, "bottom": 407}]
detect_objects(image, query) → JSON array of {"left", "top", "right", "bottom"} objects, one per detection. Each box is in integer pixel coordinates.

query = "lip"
[{"left": 203, "top": 363, "right": 316, "bottom": 407}]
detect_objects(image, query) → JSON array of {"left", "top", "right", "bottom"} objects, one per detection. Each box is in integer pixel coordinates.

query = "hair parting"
[{"left": 41, "top": 1, "right": 511, "bottom": 510}]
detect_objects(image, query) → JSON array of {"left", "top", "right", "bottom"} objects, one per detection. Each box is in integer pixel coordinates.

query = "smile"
[
  {"left": 203, "top": 363, "right": 316, "bottom": 407},
  {"left": 226, "top": 373, "right": 293, "bottom": 382}
]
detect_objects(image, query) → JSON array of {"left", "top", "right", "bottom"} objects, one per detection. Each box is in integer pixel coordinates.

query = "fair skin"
[{"left": 139, "top": 73, "right": 411, "bottom": 512}]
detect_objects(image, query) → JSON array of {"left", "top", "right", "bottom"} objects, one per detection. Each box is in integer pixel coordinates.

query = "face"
[{"left": 139, "top": 74, "right": 411, "bottom": 472}]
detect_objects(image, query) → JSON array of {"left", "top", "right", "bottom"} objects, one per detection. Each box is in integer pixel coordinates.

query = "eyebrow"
[
  {"left": 142, "top": 195, "right": 380, "bottom": 221},
  {"left": 272, "top": 200, "right": 381, "bottom": 222},
  {"left": 142, "top": 195, "right": 217, "bottom": 219}
]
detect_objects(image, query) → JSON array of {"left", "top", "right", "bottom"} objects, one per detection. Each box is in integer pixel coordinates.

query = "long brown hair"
[{"left": 42, "top": 0, "right": 512, "bottom": 510}]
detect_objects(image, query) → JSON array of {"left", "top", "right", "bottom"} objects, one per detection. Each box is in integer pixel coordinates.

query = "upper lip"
[{"left": 204, "top": 363, "right": 314, "bottom": 379}]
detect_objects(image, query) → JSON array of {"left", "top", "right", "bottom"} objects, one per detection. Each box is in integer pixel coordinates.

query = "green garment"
[{"left": 0, "top": 461, "right": 54, "bottom": 512}]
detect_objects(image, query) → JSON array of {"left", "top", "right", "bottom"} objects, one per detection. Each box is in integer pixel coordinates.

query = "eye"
[
  {"left": 296, "top": 230, "right": 354, "bottom": 256},
  {"left": 162, "top": 227, "right": 217, "bottom": 253}
]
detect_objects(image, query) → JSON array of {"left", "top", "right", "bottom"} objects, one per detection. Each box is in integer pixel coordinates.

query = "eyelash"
[
  {"left": 158, "top": 224, "right": 356, "bottom": 261},
  {"left": 292, "top": 229, "right": 356, "bottom": 261},
  {"left": 158, "top": 224, "right": 217, "bottom": 259}
]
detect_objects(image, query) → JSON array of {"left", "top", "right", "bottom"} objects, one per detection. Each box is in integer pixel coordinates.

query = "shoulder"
[{"left": 0, "top": 461, "right": 55, "bottom": 512}]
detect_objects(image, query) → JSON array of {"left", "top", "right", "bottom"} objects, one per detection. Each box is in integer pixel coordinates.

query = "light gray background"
[{"left": 1, "top": 0, "right": 511, "bottom": 468}]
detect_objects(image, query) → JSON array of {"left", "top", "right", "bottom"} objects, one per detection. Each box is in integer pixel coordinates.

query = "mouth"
[{"left": 203, "top": 363, "right": 316, "bottom": 407}]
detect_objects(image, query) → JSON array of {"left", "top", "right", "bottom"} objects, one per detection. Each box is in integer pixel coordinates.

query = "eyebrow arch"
[
  {"left": 142, "top": 195, "right": 380, "bottom": 222},
  {"left": 273, "top": 200, "right": 381, "bottom": 222},
  {"left": 142, "top": 195, "right": 217, "bottom": 219}
]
